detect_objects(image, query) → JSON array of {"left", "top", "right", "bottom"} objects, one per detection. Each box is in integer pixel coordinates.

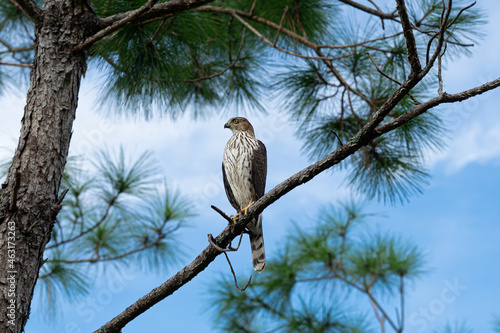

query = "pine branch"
[
  {"left": 338, "top": 0, "right": 399, "bottom": 20},
  {"left": 46, "top": 199, "right": 116, "bottom": 249},
  {"left": 395, "top": 0, "right": 422, "bottom": 73},
  {"left": 99, "top": 0, "right": 216, "bottom": 27},
  {"left": 375, "top": 77, "right": 500, "bottom": 136},
  {"left": 0, "top": 61, "right": 33, "bottom": 68},
  {"left": 93, "top": 75, "right": 500, "bottom": 333},
  {"left": 5, "top": 0, "right": 42, "bottom": 24},
  {"left": 197, "top": 6, "right": 372, "bottom": 105},
  {"left": 231, "top": 12, "right": 333, "bottom": 61},
  {"left": 54, "top": 238, "right": 163, "bottom": 263},
  {"left": 73, "top": 0, "right": 159, "bottom": 52}
]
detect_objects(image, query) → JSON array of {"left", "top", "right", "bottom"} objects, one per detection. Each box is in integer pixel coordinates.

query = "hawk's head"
[{"left": 224, "top": 117, "right": 255, "bottom": 136}]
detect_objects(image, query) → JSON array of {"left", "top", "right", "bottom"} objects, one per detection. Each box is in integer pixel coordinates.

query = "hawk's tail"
[{"left": 248, "top": 215, "right": 265, "bottom": 273}]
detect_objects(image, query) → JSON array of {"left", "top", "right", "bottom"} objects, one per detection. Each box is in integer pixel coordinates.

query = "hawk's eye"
[{"left": 232, "top": 119, "right": 239, "bottom": 124}]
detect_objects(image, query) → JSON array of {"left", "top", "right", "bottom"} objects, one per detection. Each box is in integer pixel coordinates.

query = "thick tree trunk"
[{"left": 0, "top": 1, "right": 94, "bottom": 331}]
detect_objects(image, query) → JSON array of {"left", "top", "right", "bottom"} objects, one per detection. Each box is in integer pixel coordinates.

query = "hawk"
[{"left": 222, "top": 117, "right": 267, "bottom": 272}]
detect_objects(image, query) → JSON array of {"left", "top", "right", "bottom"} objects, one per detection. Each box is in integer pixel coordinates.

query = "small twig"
[
  {"left": 208, "top": 231, "right": 245, "bottom": 252},
  {"left": 366, "top": 52, "right": 402, "bottom": 85},
  {"left": 0, "top": 62, "right": 33, "bottom": 68},
  {"left": 366, "top": 52, "right": 420, "bottom": 105},
  {"left": 224, "top": 252, "right": 252, "bottom": 291},
  {"left": 368, "top": 290, "right": 386, "bottom": 333},
  {"left": 211, "top": 205, "right": 234, "bottom": 224},
  {"left": 9, "top": 173, "right": 21, "bottom": 211},
  {"left": 56, "top": 189, "right": 69, "bottom": 206},
  {"left": 319, "top": 32, "right": 404, "bottom": 49},
  {"left": 330, "top": 130, "right": 344, "bottom": 146},
  {"left": 187, "top": 29, "right": 247, "bottom": 83},
  {"left": 147, "top": 17, "right": 167, "bottom": 45},
  {"left": 208, "top": 234, "right": 229, "bottom": 252},
  {"left": 249, "top": 0, "right": 258, "bottom": 15},
  {"left": 294, "top": 0, "right": 307, "bottom": 38},
  {"left": 232, "top": 12, "right": 336, "bottom": 61},
  {"left": 274, "top": 6, "right": 289, "bottom": 46},
  {"left": 338, "top": 0, "right": 398, "bottom": 20}
]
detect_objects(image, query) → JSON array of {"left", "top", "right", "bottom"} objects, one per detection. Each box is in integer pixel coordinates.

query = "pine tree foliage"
[
  {"left": 0, "top": 0, "right": 485, "bottom": 203},
  {"left": 33, "top": 147, "right": 195, "bottom": 312},
  {"left": 211, "top": 202, "right": 425, "bottom": 332}
]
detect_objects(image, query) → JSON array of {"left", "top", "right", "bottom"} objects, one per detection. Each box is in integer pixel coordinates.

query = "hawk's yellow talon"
[
  {"left": 240, "top": 201, "right": 255, "bottom": 215},
  {"left": 230, "top": 213, "right": 241, "bottom": 224}
]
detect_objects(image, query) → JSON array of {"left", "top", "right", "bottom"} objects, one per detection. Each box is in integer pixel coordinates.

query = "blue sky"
[{"left": 1, "top": 1, "right": 500, "bottom": 332}]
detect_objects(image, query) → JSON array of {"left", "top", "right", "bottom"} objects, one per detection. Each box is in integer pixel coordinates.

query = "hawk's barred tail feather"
[{"left": 249, "top": 215, "right": 265, "bottom": 273}]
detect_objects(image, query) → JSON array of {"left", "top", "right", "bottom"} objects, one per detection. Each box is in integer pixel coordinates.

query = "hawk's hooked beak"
[{"left": 224, "top": 122, "right": 230, "bottom": 129}]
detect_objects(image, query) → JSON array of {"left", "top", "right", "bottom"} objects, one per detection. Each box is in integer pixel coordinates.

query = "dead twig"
[
  {"left": 274, "top": 6, "right": 289, "bottom": 46},
  {"left": 208, "top": 231, "right": 245, "bottom": 252},
  {"left": 366, "top": 52, "right": 420, "bottom": 104},
  {"left": 249, "top": 0, "right": 258, "bottom": 15},
  {"left": 56, "top": 189, "right": 69, "bottom": 206},
  {"left": 232, "top": 12, "right": 335, "bottom": 61},
  {"left": 211, "top": 205, "right": 234, "bottom": 224},
  {"left": 0, "top": 62, "right": 33, "bottom": 68},
  {"left": 187, "top": 29, "right": 247, "bottom": 83},
  {"left": 224, "top": 252, "right": 252, "bottom": 291},
  {"left": 330, "top": 130, "right": 344, "bottom": 147}
]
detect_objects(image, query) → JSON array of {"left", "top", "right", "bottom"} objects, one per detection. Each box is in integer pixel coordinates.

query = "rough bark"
[
  {"left": 0, "top": 1, "right": 95, "bottom": 331},
  {"left": 0, "top": 0, "right": 218, "bottom": 331}
]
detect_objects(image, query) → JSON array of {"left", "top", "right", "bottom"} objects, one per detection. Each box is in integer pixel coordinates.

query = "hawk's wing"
[
  {"left": 222, "top": 162, "right": 239, "bottom": 211},
  {"left": 252, "top": 140, "right": 267, "bottom": 199}
]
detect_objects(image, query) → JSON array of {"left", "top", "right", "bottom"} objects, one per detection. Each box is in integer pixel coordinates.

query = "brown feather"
[{"left": 222, "top": 117, "right": 267, "bottom": 272}]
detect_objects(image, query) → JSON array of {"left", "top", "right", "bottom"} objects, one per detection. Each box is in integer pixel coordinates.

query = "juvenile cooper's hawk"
[{"left": 222, "top": 117, "right": 267, "bottom": 272}]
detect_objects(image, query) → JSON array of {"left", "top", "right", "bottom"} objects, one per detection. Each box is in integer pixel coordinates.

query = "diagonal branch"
[
  {"left": 231, "top": 13, "right": 332, "bottom": 61},
  {"left": 6, "top": 0, "right": 42, "bottom": 24},
  {"left": 100, "top": 0, "right": 216, "bottom": 26},
  {"left": 93, "top": 71, "right": 500, "bottom": 333},
  {"left": 338, "top": 0, "right": 399, "bottom": 20},
  {"left": 366, "top": 52, "right": 420, "bottom": 105},
  {"left": 73, "top": 0, "right": 159, "bottom": 52},
  {"left": 375, "top": 77, "right": 500, "bottom": 135},
  {"left": 422, "top": 0, "right": 453, "bottom": 75},
  {"left": 395, "top": 0, "right": 422, "bottom": 73}
]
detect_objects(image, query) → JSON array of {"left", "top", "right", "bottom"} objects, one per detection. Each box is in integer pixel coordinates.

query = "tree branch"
[
  {"left": 197, "top": 6, "right": 372, "bottom": 104},
  {"left": 93, "top": 75, "right": 500, "bottom": 331},
  {"left": 375, "top": 77, "right": 500, "bottom": 135},
  {"left": 338, "top": 0, "right": 399, "bottom": 20},
  {"left": 0, "top": 61, "right": 33, "bottom": 68},
  {"left": 73, "top": 0, "right": 159, "bottom": 53},
  {"left": 395, "top": 0, "right": 422, "bottom": 73},
  {"left": 100, "top": 0, "right": 216, "bottom": 26},
  {"left": 6, "top": 0, "right": 42, "bottom": 25}
]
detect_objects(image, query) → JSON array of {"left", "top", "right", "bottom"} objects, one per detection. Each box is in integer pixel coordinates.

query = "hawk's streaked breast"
[{"left": 223, "top": 131, "right": 260, "bottom": 209}]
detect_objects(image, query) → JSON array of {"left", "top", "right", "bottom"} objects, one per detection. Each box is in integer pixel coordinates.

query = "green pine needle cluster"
[
  {"left": 211, "top": 202, "right": 425, "bottom": 332},
  {"left": 273, "top": 0, "right": 482, "bottom": 204},
  {"left": 37, "top": 147, "right": 195, "bottom": 313}
]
